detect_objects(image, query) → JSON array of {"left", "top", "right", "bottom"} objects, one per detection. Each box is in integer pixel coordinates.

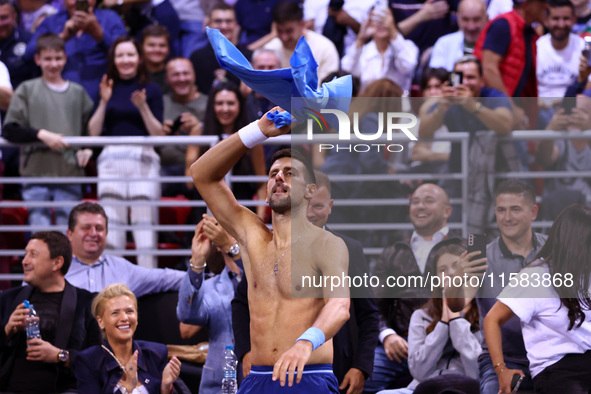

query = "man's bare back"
[{"left": 191, "top": 111, "right": 350, "bottom": 388}]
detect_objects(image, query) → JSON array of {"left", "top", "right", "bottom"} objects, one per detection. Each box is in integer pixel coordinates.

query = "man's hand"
[
  {"left": 130, "top": 89, "right": 148, "bottom": 110},
  {"left": 61, "top": 18, "right": 78, "bottom": 41},
  {"left": 190, "top": 221, "right": 211, "bottom": 270},
  {"left": 339, "top": 367, "right": 365, "bottom": 394},
  {"left": 76, "top": 149, "right": 93, "bottom": 168},
  {"left": 383, "top": 334, "right": 408, "bottom": 363},
  {"left": 200, "top": 214, "right": 236, "bottom": 253},
  {"left": 242, "top": 351, "right": 252, "bottom": 378},
  {"left": 4, "top": 303, "right": 28, "bottom": 338},
  {"left": 26, "top": 338, "right": 60, "bottom": 363},
  {"left": 179, "top": 113, "right": 200, "bottom": 133},
  {"left": 546, "top": 108, "right": 570, "bottom": 130},
  {"left": 257, "top": 107, "right": 291, "bottom": 137},
  {"left": 578, "top": 54, "right": 591, "bottom": 83},
  {"left": 569, "top": 107, "right": 589, "bottom": 130},
  {"left": 72, "top": 8, "right": 103, "bottom": 41},
  {"left": 454, "top": 85, "right": 478, "bottom": 112},
  {"left": 272, "top": 340, "right": 313, "bottom": 387},
  {"left": 417, "top": 0, "right": 449, "bottom": 22},
  {"left": 38, "top": 129, "right": 69, "bottom": 151},
  {"left": 161, "top": 356, "right": 181, "bottom": 394}
]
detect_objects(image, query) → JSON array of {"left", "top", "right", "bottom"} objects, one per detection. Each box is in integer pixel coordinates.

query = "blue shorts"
[{"left": 238, "top": 364, "right": 339, "bottom": 393}]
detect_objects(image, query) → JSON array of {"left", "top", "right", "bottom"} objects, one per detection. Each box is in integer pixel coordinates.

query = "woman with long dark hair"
[
  {"left": 379, "top": 242, "right": 481, "bottom": 393},
  {"left": 88, "top": 36, "right": 163, "bottom": 268},
  {"left": 484, "top": 204, "right": 591, "bottom": 394},
  {"left": 186, "top": 81, "right": 266, "bottom": 219}
]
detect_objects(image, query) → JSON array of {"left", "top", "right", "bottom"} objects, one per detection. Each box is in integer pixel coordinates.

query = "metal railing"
[{"left": 2, "top": 130, "right": 589, "bottom": 280}]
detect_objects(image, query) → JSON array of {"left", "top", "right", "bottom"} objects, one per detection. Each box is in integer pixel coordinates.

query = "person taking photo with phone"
[
  {"left": 24, "top": 0, "right": 127, "bottom": 101},
  {"left": 377, "top": 240, "right": 482, "bottom": 394},
  {"left": 484, "top": 204, "right": 591, "bottom": 394},
  {"left": 447, "top": 179, "right": 548, "bottom": 394}
]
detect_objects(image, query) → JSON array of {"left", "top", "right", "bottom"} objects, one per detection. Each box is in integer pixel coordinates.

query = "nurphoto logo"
[{"left": 304, "top": 108, "right": 418, "bottom": 153}]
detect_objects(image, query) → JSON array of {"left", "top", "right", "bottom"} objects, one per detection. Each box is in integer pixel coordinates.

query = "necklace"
[
  {"left": 274, "top": 232, "right": 304, "bottom": 276},
  {"left": 101, "top": 344, "right": 127, "bottom": 374}
]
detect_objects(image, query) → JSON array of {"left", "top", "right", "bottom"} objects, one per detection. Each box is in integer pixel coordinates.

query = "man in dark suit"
[
  {"left": 0, "top": 231, "right": 101, "bottom": 393},
  {"left": 232, "top": 170, "right": 380, "bottom": 394}
]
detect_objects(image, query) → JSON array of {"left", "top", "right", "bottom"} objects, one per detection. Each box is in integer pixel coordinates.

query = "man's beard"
[{"left": 270, "top": 195, "right": 291, "bottom": 214}]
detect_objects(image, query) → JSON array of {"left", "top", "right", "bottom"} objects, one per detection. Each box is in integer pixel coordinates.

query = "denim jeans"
[
  {"left": 363, "top": 345, "right": 411, "bottom": 393},
  {"left": 479, "top": 352, "right": 534, "bottom": 394},
  {"left": 22, "top": 184, "right": 81, "bottom": 226}
]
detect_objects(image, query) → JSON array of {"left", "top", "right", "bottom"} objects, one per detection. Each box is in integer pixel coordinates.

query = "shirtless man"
[{"left": 190, "top": 109, "right": 350, "bottom": 392}]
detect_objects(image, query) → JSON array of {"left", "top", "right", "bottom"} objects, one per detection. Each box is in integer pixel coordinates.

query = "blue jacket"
[
  {"left": 75, "top": 340, "right": 170, "bottom": 394},
  {"left": 25, "top": 9, "right": 127, "bottom": 100},
  {"left": 177, "top": 266, "right": 238, "bottom": 393}
]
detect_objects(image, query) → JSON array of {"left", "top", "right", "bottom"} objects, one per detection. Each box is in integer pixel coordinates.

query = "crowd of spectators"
[{"left": 1, "top": 0, "right": 591, "bottom": 392}]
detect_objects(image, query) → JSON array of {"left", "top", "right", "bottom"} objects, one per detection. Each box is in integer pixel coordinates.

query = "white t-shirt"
[
  {"left": 498, "top": 262, "right": 591, "bottom": 378},
  {"left": 536, "top": 33, "right": 584, "bottom": 98},
  {"left": 264, "top": 30, "right": 340, "bottom": 86},
  {"left": 303, "top": 0, "right": 373, "bottom": 53}
]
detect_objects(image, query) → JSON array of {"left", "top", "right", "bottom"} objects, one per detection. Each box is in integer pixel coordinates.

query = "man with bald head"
[
  {"left": 430, "top": 0, "right": 488, "bottom": 70},
  {"left": 365, "top": 183, "right": 458, "bottom": 392}
]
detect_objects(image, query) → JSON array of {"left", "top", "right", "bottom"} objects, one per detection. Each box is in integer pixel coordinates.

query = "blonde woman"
[{"left": 75, "top": 284, "right": 181, "bottom": 393}]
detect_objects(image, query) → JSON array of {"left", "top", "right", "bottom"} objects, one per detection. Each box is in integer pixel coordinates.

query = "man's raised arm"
[{"left": 191, "top": 108, "right": 290, "bottom": 241}]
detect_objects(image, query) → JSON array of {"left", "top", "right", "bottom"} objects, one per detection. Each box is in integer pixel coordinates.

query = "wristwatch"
[
  {"left": 58, "top": 349, "right": 69, "bottom": 363},
  {"left": 227, "top": 243, "right": 240, "bottom": 257}
]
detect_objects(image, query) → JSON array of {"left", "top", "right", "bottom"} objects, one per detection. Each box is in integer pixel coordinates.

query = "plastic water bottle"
[
  {"left": 23, "top": 300, "right": 41, "bottom": 345},
  {"left": 221, "top": 345, "right": 237, "bottom": 394}
]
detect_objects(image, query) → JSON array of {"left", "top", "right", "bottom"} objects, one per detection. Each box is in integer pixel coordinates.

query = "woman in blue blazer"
[{"left": 75, "top": 283, "right": 181, "bottom": 393}]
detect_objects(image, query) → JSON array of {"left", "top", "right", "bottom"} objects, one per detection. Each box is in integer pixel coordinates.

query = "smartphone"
[
  {"left": 561, "top": 97, "right": 576, "bottom": 115},
  {"left": 584, "top": 36, "right": 591, "bottom": 67},
  {"left": 76, "top": 0, "right": 89, "bottom": 12},
  {"left": 511, "top": 373, "right": 524, "bottom": 393},
  {"left": 449, "top": 71, "right": 463, "bottom": 87},
  {"left": 170, "top": 115, "right": 183, "bottom": 134},
  {"left": 467, "top": 233, "right": 487, "bottom": 262}
]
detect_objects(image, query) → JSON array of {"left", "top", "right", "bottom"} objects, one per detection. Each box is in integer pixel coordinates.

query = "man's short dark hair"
[
  {"left": 272, "top": 1, "right": 303, "bottom": 24},
  {"left": 454, "top": 54, "right": 483, "bottom": 77},
  {"left": 313, "top": 170, "right": 331, "bottom": 195},
  {"left": 30, "top": 231, "right": 72, "bottom": 275},
  {"left": 36, "top": 33, "right": 65, "bottom": 54},
  {"left": 271, "top": 148, "right": 316, "bottom": 184},
  {"left": 547, "top": 0, "right": 574, "bottom": 13},
  {"left": 210, "top": 3, "right": 234, "bottom": 17},
  {"left": 141, "top": 24, "right": 170, "bottom": 44},
  {"left": 494, "top": 179, "right": 536, "bottom": 205},
  {"left": 68, "top": 202, "right": 108, "bottom": 232}
]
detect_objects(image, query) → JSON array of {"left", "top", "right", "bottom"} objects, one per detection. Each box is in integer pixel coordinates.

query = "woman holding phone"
[
  {"left": 484, "top": 204, "right": 591, "bottom": 394},
  {"left": 379, "top": 241, "right": 482, "bottom": 393}
]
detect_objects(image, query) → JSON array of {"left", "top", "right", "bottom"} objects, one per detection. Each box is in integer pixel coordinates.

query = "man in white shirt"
[
  {"left": 537, "top": 0, "right": 584, "bottom": 101},
  {"left": 430, "top": 0, "right": 488, "bottom": 71},
  {"left": 366, "top": 183, "right": 457, "bottom": 392},
  {"left": 264, "top": 1, "right": 339, "bottom": 85}
]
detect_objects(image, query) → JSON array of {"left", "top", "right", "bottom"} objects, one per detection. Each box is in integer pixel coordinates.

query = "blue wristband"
[{"left": 296, "top": 327, "right": 325, "bottom": 351}]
